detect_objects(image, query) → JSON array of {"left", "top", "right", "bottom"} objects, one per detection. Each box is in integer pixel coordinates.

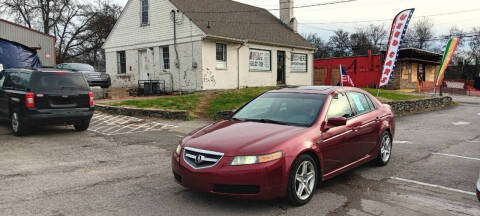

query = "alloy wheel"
[
  {"left": 11, "top": 113, "right": 19, "bottom": 133},
  {"left": 295, "top": 161, "right": 316, "bottom": 200},
  {"left": 380, "top": 134, "right": 392, "bottom": 163}
]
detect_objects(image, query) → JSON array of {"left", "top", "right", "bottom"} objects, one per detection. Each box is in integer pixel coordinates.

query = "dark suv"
[{"left": 0, "top": 68, "right": 94, "bottom": 136}]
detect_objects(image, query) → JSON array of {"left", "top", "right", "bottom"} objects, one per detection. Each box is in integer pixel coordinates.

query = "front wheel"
[
  {"left": 74, "top": 120, "right": 90, "bottom": 131},
  {"left": 375, "top": 131, "right": 392, "bottom": 166},
  {"left": 286, "top": 154, "right": 318, "bottom": 206},
  {"left": 11, "top": 111, "right": 28, "bottom": 136}
]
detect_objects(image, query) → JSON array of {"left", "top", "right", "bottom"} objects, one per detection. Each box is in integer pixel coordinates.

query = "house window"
[
  {"left": 141, "top": 0, "right": 149, "bottom": 25},
  {"left": 291, "top": 53, "right": 307, "bottom": 72},
  {"left": 161, "top": 46, "right": 170, "bottom": 70},
  {"left": 249, "top": 49, "right": 271, "bottom": 71},
  {"left": 216, "top": 43, "right": 227, "bottom": 69},
  {"left": 117, "top": 51, "right": 126, "bottom": 74}
]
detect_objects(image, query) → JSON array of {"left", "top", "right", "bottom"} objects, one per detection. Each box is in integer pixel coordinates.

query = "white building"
[{"left": 103, "top": 0, "right": 315, "bottom": 91}]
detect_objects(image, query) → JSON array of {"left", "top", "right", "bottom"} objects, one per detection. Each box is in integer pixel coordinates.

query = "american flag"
[{"left": 340, "top": 65, "right": 355, "bottom": 87}]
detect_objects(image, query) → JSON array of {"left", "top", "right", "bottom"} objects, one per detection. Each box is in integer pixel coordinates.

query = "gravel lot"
[{"left": 0, "top": 95, "right": 479, "bottom": 216}]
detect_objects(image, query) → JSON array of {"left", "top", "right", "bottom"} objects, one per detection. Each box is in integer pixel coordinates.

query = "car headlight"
[
  {"left": 175, "top": 144, "right": 182, "bottom": 155},
  {"left": 230, "top": 151, "right": 283, "bottom": 166}
]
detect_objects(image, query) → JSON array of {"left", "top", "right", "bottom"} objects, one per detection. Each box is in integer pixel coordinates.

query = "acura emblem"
[{"left": 195, "top": 154, "right": 204, "bottom": 164}]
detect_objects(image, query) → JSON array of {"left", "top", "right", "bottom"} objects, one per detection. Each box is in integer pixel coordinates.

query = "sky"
[{"left": 111, "top": 0, "right": 480, "bottom": 39}]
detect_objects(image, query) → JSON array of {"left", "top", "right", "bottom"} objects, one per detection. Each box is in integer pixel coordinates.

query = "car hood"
[{"left": 183, "top": 120, "right": 307, "bottom": 156}]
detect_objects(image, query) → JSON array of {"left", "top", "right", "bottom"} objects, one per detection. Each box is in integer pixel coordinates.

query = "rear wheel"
[
  {"left": 11, "top": 110, "right": 28, "bottom": 136},
  {"left": 286, "top": 154, "right": 318, "bottom": 206},
  {"left": 74, "top": 120, "right": 90, "bottom": 131},
  {"left": 375, "top": 131, "right": 392, "bottom": 166}
]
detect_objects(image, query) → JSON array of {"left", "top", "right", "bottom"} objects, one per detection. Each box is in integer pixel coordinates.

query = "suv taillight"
[
  {"left": 25, "top": 92, "right": 35, "bottom": 108},
  {"left": 89, "top": 92, "right": 94, "bottom": 107}
]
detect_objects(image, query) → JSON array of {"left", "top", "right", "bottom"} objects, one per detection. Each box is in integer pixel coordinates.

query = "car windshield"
[
  {"left": 30, "top": 72, "right": 90, "bottom": 91},
  {"left": 232, "top": 92, "right": 327, "bottom": 127},
  {"left": 58, "top": 63, "right": 95, "bottom": 72}
]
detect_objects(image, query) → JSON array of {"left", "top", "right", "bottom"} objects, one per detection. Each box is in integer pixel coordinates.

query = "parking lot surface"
[{"left": 0, "top": 95, "right": 479, "bottom": 215}]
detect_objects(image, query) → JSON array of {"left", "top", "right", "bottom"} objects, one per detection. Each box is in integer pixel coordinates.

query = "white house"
[{"left": 103, "top": 0, "right": 315, "bottom": 92}]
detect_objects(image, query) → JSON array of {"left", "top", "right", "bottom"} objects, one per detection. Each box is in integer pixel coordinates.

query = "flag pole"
[{"left": 340, "top": 65, "right": 343, "bottom": 86}]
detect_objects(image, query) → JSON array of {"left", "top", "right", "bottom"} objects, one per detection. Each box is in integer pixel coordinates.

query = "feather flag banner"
[
  {"left": 379, "top": 8, "right": 415, "bottom": 87},
  {"left": 435, "top": 38, "right": 460, "bottom": 87}
]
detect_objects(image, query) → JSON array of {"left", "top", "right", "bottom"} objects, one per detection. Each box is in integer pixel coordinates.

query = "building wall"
[
  {"left": 103, "top": 0, "right": 204, "bottom": 91},
  {"left": 0, "top": 20, "right": 55, "bottom": 67},
  {"left": 393, "top": 61, "right": 440, "bottom": 90},
  {"left": 201, "top": 39, "right": 313, "bottom": 90},
  {"left": 105, "top": 40, "right": 202, "bottom": 92},
  {"left": 314, "top": 55, "right": 382, "bottom": 87}
]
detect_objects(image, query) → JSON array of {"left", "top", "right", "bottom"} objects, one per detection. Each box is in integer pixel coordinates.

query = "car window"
[
  {"left": 233, "top": 93, "right": 326, "bottom": 127},
  {"left": 30, "top": 72, "right": 90, "bottom": 91},
  {"left": 348, "top": 92, "right": 373, "bottom": 115},
  {"left": 3, "top": 71, "right": 31, "bottom": 90},
  {"left": 365, "top": 94, "right": 376, "bottom": 110},
  {"left": 326, "top": 93, "right": 354, "bottom": 119}
]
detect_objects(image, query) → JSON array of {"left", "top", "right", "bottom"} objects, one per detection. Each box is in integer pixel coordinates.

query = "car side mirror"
[{"left": 322, "top": 117, "right": 347, "bottom": 131}]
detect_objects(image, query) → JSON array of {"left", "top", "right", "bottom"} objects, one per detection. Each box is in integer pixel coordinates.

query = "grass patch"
[
  {"left": 207, "top": 87, "right": 277, "bottom": 118},
  {"left": 110, "top": 94, "right": 203, "bottom": 111},
  {"left": 362, "top": 88, "right": 425, "bottom": 101}
]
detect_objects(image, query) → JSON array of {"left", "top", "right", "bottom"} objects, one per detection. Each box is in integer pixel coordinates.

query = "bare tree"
[
  {"left": 405, "top": 17, "right": 434, "bottom": 50},
  {"left": 329, "top": 29, "right": 351, "bottom": 57},
  {"left": 350, "top": 30, "right": 373, "bottom": 56},
  {"left": 469, "top": 27, "right": 480, "bottom": 77},
  {"left": 304, "top": 33, "right": 330, "bottom": 59},
  {"left": 364, "top": 24, "right": 387, "bottom": 53},
  {"left": 0, "top": 0, "right": 73, "bottom": 34}
]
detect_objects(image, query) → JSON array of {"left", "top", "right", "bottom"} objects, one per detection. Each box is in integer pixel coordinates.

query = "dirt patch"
[{"left": 193, "top": 93, "right": 218, "bottom": 119}]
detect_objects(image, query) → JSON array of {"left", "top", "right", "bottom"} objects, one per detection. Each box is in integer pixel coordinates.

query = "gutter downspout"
[
  {"left": 237, "top": 41, "right": 246, "bottom": 89},
  {"left": 171, "top": 10, "right": 181, "bottom": 92}
]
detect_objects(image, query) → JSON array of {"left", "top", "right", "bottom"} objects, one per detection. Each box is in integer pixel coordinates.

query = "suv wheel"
[
  {"left": 74, "top": 120, "right": 90, "bottom": 131},
  {"left": 375, "top": 131, "right": 392, "bottom": 166},
  {"left": 11, "top": 111, "right": 27, "bottom": 136},
  {"left": 286, "top": 154, "right": 318, "bottom": 206}
]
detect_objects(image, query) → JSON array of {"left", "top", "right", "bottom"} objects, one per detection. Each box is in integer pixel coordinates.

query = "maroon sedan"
[{"left": 172, "top": 86, "right": 395, "bottom": 205}]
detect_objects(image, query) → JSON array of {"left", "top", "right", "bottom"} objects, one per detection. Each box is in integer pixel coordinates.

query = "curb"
[
  {"left": 95, "top": 104, "right": 188, "bottom": 120},
  {"left": 215, "top": 96, "right": 454, "bottom": 119}
]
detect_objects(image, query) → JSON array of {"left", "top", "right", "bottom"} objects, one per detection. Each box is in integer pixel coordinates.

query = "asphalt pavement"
[{"left": 0, "top": 95, "right": 479, "bottom": 215}]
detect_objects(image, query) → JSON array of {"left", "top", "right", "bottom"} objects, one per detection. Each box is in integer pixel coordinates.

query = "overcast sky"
[{"left": 111, "top": 0, "right": 480, "bottom": 39}]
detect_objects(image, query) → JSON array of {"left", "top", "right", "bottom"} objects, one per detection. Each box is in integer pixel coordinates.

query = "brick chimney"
[{"left": 280, "top": 0, "right": 297, "bottom": 32}]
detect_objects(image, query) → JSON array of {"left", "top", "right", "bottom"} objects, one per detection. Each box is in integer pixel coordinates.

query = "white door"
[{"left": 139, "top": 50, "right": 150, "bottom": 80}]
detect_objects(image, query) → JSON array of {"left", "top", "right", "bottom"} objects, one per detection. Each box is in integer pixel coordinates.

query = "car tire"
[
  {"left": 477, "top": 189, "right": 480, "bottom": 202},
  {"left": 74, "top": 120, "right": 90, "bottom": 131},
  {"left": 286, "top": 154, "right": 318, "bottom": 206},
  {"left": 375, "top": 131, "right": 392, "bottom": 166},
  {"left": 10, "top": 110, "right": 28, "bottom": 136}
]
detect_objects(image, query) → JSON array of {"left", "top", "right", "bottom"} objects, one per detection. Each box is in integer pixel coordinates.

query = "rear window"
[{"left": 31, "top": 72, "right": 89, "bottom": 91}]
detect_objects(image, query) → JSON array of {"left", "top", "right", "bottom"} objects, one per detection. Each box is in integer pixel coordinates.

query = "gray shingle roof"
[{"left": 170, "top": 0, "right": 315, "bottom": 49}]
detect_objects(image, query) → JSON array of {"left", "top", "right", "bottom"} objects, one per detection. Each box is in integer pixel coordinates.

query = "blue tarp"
[{"left": 0, "top": 38, "right": 42, "bottom": 70}]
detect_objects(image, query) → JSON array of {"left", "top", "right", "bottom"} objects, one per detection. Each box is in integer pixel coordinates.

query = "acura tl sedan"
[{"left": 171, "top": 86, "right": 395, "bottom": 205}]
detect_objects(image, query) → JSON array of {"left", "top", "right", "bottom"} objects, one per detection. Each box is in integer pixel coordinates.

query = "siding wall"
[
  {"left": 202, "top": 40, "right": 313, "bottom": 90},
  {"left": 103, "top": 0, "right": 204, "bottom": 91},
  {"left": 0, "top": 20, "right": 55, "bottom": 67}
]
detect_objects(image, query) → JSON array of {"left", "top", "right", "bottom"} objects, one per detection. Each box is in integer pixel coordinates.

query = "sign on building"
[
  {"left": 291, "top": 53, "right": 307, "bottom": 72},
  {"left": 249, "top": 49, "right": 271, "bottom": 71}
]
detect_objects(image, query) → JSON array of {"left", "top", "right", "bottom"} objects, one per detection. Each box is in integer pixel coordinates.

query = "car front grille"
[{"left": 183, "top": 147, "right": 223, "bottom": 169}]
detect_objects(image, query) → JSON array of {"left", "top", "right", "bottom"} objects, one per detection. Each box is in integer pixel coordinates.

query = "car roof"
[
  {"left": 4, "top": 68, "right": 75, "bottom": 73},
  {"left": 268, "top": 86, "right": 362, "bottom": 95}
]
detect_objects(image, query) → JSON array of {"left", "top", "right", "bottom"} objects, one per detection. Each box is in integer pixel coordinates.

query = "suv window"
[
  {"left": 30, "top": 72, "right": 89, "bottom": 91},
  {"left": 348, "top": 92, "right": 373, "bottom": 115},
  {"left": 3, "top": 71, "right": 31, "bottom": 90},
  {"left": 327, "top": 93, "right": 354, "bottom": 119}
]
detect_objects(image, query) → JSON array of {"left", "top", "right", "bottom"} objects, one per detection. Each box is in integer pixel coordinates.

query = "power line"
[
  {"left": 303, "top": 8, "right": 480, "bottom": 24},
  {"left": 182, "top": 0, "right": 357, "bottom": 14}
]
